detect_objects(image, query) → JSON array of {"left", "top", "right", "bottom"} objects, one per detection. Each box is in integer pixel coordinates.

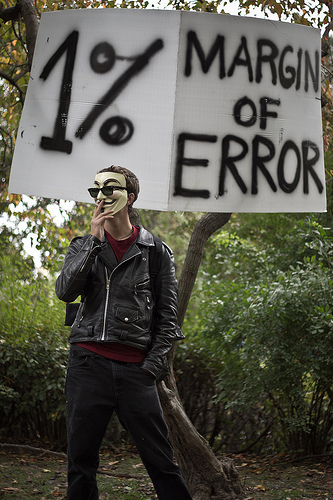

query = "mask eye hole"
[
  {"left": 87, "top": 186, "right": 115, "bottom": 198},
  {"left": 88, "top": 188, "right": 99, "bottom": 198},
  {"left": 102, "top": 186, "right": 116, "bottom": 196},
  {"left": 87, "top": 186, "right": 128, "bottom": 198}
]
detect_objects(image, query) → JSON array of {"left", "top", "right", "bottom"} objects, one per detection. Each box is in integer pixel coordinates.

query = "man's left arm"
[{"left": 141, "top": 243, "right": 181, "bottom": 379}]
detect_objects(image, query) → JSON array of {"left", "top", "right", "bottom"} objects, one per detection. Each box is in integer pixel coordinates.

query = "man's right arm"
[
  {"left": 56, "top": 200, "right": 113, "bottom": 302},
  {"left": 55, "top": 235, "right": 102, "bottom": 303}
]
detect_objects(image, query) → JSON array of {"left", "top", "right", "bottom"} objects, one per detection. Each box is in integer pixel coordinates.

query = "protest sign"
[{"left": 9, "top": 9, "right": 326, "bottom": 212}]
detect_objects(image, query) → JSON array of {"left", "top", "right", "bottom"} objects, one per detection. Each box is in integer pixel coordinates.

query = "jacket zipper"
[
  {"left": 102, "top": 266, "right": 111, "bottom": 341},
  {"left": 134, "top": 278, "right": 150, "bottom": 295},
  {"left": 100, "top": 249, "right": 144, "bottom": 341}
]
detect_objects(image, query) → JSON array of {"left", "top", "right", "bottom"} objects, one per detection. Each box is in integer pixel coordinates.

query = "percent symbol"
[
  {"left": 77, "top": 38, "right": 164, "bottom": 145},
  {"left": 39, "top": 31, "right": 164, "bottom": 154}
]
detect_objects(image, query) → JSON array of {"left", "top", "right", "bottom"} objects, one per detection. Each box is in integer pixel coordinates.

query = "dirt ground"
[
  {"left": 0, "top": 444, "right": 332, "bottom": 499},
  {"left": 229, "top": 452, "right": 333, "bottom": 500}
]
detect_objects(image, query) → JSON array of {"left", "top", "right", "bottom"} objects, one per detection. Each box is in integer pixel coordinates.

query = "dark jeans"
[{"left": 65, "top": 345, "right": 192, "bottom": 500}]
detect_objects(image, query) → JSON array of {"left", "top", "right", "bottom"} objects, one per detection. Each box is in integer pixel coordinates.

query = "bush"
[
  {"left": 238, "top": 266, "right": 333, "bottom": 455},
  {"left": 0, "top": 239, "right": 69, "bottom": 449},
  {"left": 174, "top": 342, "right": 275, "bottom": 454},
  {"left": 189, "top": 217, "right": 333, "bottom": 456},
  {"left": 0, "top": 338, "right": 68, "bottom": 449}
]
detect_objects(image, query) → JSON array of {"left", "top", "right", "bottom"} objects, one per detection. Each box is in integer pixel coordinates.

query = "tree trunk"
[
  {"left": 158, "top": 378, "right": 243, "bottom": 500},
  {"left": 159, "top": 213, "right": 244, "bottom": 499}
]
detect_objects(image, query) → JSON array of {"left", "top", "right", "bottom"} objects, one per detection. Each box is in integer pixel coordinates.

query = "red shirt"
[
  {"left": 78, "top": 226, "right": 145, "bottom": 362},
  {"left": 105, "top": 225, "right": 139, "bottom": 261}
]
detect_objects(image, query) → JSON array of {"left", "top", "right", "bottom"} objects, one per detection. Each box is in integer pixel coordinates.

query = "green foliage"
[
  {"left": 0, "top": 234, "right": 68, "bottom": 335},
  {"left": 0, "top": 234, "right": 69, "bottom": 447},
  {"left": 166, "top": 0, "right": 331, "bottom": 27},
  {"left": 183, "top": 214, "right": 333, "bottom": 454},
  {"left": 0, "top": 338, "right": 68, "bottom": 448},
  {"left": 236, "top": 0, "right": 329, "bottom": 26},
  {"left": 139, "top": 209, "right": 203, "bottom": 274}
]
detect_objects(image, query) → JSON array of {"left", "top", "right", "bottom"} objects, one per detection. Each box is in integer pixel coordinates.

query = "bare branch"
[
  {"left": 177, "top": 212, "right": 232, "bottom": 327},
  {"left": 320, "top": 0, "right": 333, "bottom": 57},
  {"left": 0, "top": 3, "right": 20, "bottom": 23},
  {"left": 13, "top": 66, "right": 29, "bottom": 82},
  {"left": 16, "top": 0, "right": 39, "bottom": 68},
  {"left": 0, "top": 69, "right": 24, "bottom": 103}
]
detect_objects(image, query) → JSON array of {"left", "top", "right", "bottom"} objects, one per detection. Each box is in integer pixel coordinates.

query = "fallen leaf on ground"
[{"left": 253, "top": 484, "right": 266, "bottom": 491}]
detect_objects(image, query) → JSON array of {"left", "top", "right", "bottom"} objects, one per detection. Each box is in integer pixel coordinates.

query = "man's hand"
[{"left": 91, "top": 201, "right": 114, "bottom": 241}]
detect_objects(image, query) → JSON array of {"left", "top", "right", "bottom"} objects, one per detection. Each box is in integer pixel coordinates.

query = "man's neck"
[{"left": 104, "top": 212, "right": 133, "bottom": 241}]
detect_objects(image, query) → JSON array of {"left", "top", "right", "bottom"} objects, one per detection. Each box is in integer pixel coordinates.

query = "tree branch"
[
  {"left": 0, "top": 69, "right": 25, "bottom": 104},
  {"left": 0, "top": 443, "right": 145, "bottom": 479},
  {"left": 0, "top": 443, "right": 66, "bottom": 458},
  {"left": 177, "top": 212, "right": 232, "bottom": 327},
  {"left": 0, "top": 4, "right": 20, "bottom": 23},
  {"left": 321, "top": 20, "right": 333, "bottom": 58},
  {"left": 17, "top": 0, "right": 39, "bottom": 69},
  {"left": 320, "top": 0, "right": 333, "bottom": 58},
  {"left": 0, "top": 1, "right": 38, "bottom": 69}
]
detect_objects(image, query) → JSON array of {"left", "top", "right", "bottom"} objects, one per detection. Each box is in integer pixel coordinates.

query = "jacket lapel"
[
  {"left": 98, "top": 235, "right": 145, "bottom": 270},
  {"left": 98, "top": 237, "right": 118, "bottom": 270}
]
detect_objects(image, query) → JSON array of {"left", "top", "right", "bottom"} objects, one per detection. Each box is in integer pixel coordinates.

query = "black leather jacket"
[{"left": 55, "top": 227, "right": 180, "bottom": 379}]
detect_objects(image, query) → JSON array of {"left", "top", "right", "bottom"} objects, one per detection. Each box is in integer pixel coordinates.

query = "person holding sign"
[{"left": 55, "top": 165, "right": 192, "bottom": 500}]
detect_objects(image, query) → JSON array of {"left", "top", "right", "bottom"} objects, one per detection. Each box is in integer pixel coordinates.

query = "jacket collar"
[
  {"left": 98, "top": 226, "right": 154, "bottom": 270},
  {"left": 135, "top": 226, "right": 155, "bottom": 247}
]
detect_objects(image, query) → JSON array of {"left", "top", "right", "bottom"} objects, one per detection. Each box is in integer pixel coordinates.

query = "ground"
[{"left": 0, "top": 444, "right": 332, "bottom": 499}]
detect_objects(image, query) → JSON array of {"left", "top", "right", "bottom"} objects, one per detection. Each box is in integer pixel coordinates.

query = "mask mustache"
[{"left": 100, "top": 200, "right": 116, "bottom": 213}]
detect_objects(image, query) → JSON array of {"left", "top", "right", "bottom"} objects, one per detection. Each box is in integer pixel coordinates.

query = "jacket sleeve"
[
  {"left": 141, "top": 243, "right": 181, "bottom": 378},
  {"left": 55, "top": 235, "right": 102, "bottom": 303}
]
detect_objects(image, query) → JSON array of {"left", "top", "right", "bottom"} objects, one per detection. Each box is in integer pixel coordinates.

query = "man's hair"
[{"left": 98, "top": 165, "right": 140, "bottom": 210}]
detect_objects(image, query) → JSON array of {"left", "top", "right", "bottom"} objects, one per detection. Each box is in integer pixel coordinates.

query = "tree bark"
[
  {"left": 159, "top": 380, "right": 243, "bottom": 500},
  {"left": 158, "top": 213, "right": 244, "bottom": 499},
  {"left": 177, "top": 212, "right": 232, "bottom": 326},
  {"left": 17, "top": 0, "right": 39, "bottom": 69}
]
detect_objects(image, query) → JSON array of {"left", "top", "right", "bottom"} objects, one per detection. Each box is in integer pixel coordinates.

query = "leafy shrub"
[
  {"left": 0, "top": 239, "right": 69, "bottom": 449},
  {"left": 238, "top": 266, "right": 333, "bottom": 455},
  {"left": 174, "top": 342, "right": 275, "bottom": 454},
  {"left": 0, "top": 338, "right": 68, "bottom": 449},
  {"left": 188, "top": 217, "right": 333, "bottom": 455}
]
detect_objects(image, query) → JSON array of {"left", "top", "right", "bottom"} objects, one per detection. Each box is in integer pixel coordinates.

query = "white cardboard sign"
[{"left": 9, "top": 9, "right": 326, "bottom": 212}]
